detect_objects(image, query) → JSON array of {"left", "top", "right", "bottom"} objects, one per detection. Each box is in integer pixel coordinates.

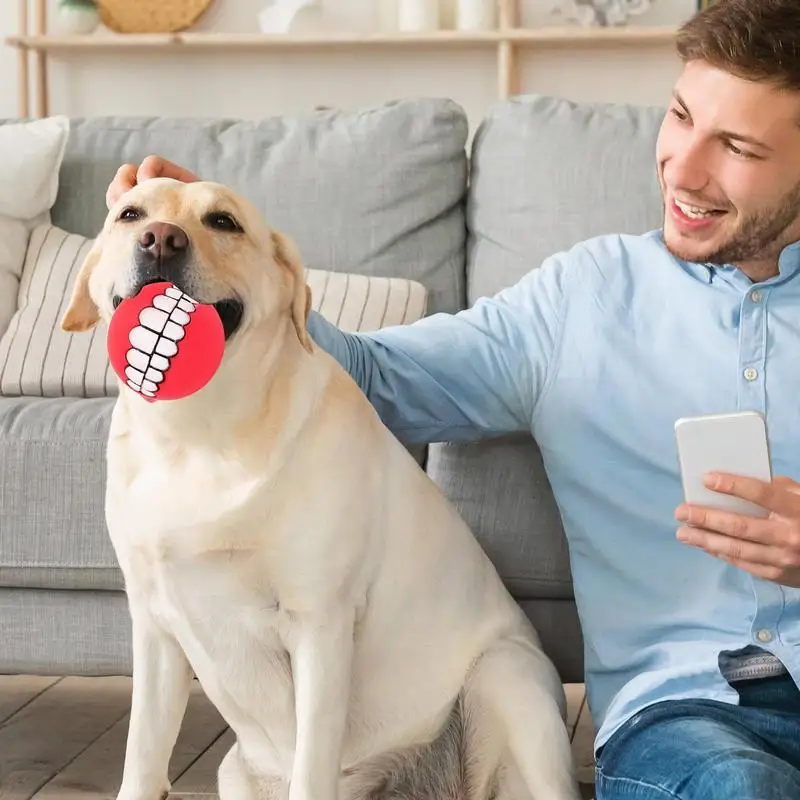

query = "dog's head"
[{"left": 61, "top": 177, "right": 312, "bottom": 353}]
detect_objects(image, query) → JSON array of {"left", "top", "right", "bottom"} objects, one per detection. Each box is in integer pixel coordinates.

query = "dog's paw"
[
  {"left": 115, "top": 794, "right": 168, "bottom": 800},
  {"left": 115, "top": 786, "right": 169, "bottom": 800}
]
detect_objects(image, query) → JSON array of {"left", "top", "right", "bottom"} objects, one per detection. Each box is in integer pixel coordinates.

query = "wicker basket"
[{"left": 96, "top": 0, "right": 214, "bottom": 34}]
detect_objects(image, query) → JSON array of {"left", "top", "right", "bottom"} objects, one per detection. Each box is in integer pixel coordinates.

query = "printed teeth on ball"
[{"left": 124, "top": 286, "right": 198, "bottom": 398}]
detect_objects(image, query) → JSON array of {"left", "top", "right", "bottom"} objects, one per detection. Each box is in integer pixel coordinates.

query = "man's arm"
[
  {"left": 306, "top": 252, "right": 572, "bottom": 445},
  {"left": 104, "top": 160, "right": 571, "bottom": 445}
]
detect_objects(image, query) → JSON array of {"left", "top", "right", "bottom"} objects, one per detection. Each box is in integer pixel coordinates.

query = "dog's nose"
[{"left": 137, "top": 222, "right": 188, "bottom": 262}]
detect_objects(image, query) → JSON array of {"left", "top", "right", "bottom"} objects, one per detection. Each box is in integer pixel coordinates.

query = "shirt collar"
[
  {"left": 777, "top": 238, "right": 800, "bottom": 280},
  {"left": 656, "top": 230, "right": 800, "bottom": 288}
]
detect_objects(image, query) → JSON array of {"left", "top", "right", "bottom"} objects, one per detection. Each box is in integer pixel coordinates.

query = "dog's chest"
[
  {"left": 146, "top": 549, "right": 300, "bottom": 757},
  {"left": 148, "top": 549, "right": 290, "bottom": 652},
  {"left": 108, "top": 449, "right": 296, "bottom": 655},
  {"left": 106, "top": 436, "right": 277, "bottom": 557}
]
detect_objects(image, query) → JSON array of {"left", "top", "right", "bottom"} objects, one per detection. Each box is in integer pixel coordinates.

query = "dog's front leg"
[
  {"left": 289, "top": 608, "right": 355, "bottom": 800},
  {"left": 116, "top": 602, "right": 194, "bottom": 800}
]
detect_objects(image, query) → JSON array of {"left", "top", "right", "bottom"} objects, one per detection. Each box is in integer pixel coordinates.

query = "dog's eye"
[
  {"left": 118, "top": 206, "right": 143, "bottom": 222},
  {"left": 204, "top": 212, "right": 242, "bottom": 233}
]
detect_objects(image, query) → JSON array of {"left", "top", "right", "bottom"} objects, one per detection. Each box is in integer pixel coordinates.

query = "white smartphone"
[{"left": 674, "top": 410, "right": 772, "bottom": 518}]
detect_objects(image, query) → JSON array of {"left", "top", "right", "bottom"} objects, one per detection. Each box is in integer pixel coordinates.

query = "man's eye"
[
  {"left": 204, "top": 212, "right": 242, "bottom": 233},
  {"left": 727, "top": 142, "right": 756, "bottom": 159}
]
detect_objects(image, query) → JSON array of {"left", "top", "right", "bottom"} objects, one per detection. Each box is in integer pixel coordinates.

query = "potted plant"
[{"left": 57, "top": 0, "right": 99, "bottom": 35}]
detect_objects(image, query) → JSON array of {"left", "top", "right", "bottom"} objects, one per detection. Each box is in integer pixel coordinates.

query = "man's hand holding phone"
[
  {"left": 675, "top": 471, "right": 800, "bottom": 588},
  {"left": 674, "top": 410, "right": 800, "bottom": 587}
]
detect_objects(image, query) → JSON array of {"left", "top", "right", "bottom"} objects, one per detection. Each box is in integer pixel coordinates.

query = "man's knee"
[
  {"left": 597, "top": 751, "right": 800, "bottom": 800},
  {"left": 595, "top": 700, "right": 800, "bottom": 800},
  {"left": 691, "top": 750, "right": 800, "bottom": 799}
]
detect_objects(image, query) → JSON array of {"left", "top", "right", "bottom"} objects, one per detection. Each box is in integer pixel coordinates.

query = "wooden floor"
[{"left": 0, "top": 676, "right": 596, "bottom": 799}]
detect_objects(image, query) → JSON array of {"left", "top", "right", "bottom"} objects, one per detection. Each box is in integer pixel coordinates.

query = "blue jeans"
[{"left": 595, "top": 673, "right": 800, "bottom": 799}]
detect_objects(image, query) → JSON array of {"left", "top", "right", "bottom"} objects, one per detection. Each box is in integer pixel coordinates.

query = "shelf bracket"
[
  {"left": 15, "top": 0, "right": 49, "bottom": 117},
  {"left": 497, "top": 0, "right": 520, "bottom": 100},
  {"left": 17, "top": 0, "right": 30, "bottom": 117},
  {"left": 34, "top": 0, "right": 49, "bottom": 117}
]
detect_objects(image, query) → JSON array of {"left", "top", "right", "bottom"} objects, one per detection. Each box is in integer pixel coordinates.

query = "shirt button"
[
  {"left": 750, "top": 290, "right": 762, "bottom": 302},
  {"left": 743, "top": 367, "right": 758, "bottom": 381},
  {"left": 756, "top": 629, "right": 773, "bottom": 643}
]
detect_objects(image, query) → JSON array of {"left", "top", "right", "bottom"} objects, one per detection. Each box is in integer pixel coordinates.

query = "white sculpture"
[
  {"left": 553, "top": 0, "right": 653, "bottom": 27},
  {"left": 258, "top": 0, "right": 318, "bottom": 34}
]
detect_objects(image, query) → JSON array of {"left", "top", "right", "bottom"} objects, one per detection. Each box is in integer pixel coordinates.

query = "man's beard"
[{"left": 665, "top": 180, "right": 800, "bottom": 269}]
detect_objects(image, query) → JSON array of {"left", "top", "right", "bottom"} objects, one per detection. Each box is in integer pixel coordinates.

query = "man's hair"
[{"left": 676, "top": 0, "right": 800, "bottom": 92}]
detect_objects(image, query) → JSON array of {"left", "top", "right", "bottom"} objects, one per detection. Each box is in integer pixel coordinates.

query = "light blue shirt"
[{"left": 306, "top": 229, "right": 800, "bottom": 752}]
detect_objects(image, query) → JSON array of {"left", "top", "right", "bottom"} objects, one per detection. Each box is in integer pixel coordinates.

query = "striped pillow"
[{"left": 0, "top": 224, "right": 428, "bottom": 398}]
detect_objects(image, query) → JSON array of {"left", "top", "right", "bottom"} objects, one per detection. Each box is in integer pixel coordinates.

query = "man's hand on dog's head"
[{"left": 106, "top": 155, "right": 200, "bottom": 209}]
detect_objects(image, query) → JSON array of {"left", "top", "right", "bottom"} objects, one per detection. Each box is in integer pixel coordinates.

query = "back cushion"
[
  {"left": 0, "top": 116, "right": 69, "bottom": 342},
  {"left": 41, "top": 98, "right": 469, "bottom": 315},
  {"left": 465, "top": 93, "right": 666, "bottom": 302}
]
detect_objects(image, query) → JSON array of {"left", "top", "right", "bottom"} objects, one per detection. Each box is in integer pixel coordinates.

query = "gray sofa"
[{"left": 0, "top": 94, "right": 666, "bottom": 685}]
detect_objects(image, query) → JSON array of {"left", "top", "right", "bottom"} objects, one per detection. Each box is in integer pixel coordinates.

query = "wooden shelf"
[
  {"left": 8, "top": 0, "right": 679, "bottom": 118},
  {"left": 5, "top": 26, "right": 677, "bottom": 53},
  {"left": 510, "top": 25, "right": 676, "bottom": 45}
]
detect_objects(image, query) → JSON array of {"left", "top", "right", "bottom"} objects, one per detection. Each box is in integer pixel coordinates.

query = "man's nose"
[
  {"left": 666, "top": 143, "right": 711, "bottom": 192},
  {"left": 137, "top": 222, "right": 189, "bottom": 262}
]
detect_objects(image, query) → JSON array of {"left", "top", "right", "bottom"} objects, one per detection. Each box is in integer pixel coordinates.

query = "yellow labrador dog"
[{"left": 61, "top": 177, "right": 580, "bottom": 800}]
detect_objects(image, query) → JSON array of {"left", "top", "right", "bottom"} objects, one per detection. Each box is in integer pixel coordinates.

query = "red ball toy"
[{"left": 107, "top": 281, "right": 225, "bottom": 402}]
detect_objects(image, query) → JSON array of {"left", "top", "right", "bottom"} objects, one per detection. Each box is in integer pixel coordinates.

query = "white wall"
[{"left": 1, "top": 0, "right": 699, "bottom": 130}]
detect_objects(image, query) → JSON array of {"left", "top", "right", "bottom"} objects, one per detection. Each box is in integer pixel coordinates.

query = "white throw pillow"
[
  {"left": 0, "top": 116, "right": 70, "bottom": 343},
  {"left": 0, "top": 224, "right": 428, "bottom": 398}
]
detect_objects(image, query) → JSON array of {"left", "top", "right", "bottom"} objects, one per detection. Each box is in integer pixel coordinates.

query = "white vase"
[
  {"left": 57, "top": 5, "right": 99, "bottom": 35},
  {"left": 257, "top": 0, "right": 319, "bottom": 34},
  {"left": 456, "top": 0, "right": 494, "bottom": 30},
  {"left": 398, "top": 0, "right": 439, "bottom": 32}
]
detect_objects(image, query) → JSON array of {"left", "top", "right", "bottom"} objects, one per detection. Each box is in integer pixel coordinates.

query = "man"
[{"left": 107, "top": 1, "right": 800, "bottom": 797}]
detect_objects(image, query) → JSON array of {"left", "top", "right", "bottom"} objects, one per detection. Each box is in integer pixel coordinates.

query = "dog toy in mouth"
[{"left": 107, "top": 281, "right": 225, "bottom": 401}]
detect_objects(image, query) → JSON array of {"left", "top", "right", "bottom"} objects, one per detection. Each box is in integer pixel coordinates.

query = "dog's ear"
[
  {"left": 61, "top": 240, "right": 102, "bottom": 333},
  {"left": 271, "top": 231, "right": 313, "bottom": 354}
]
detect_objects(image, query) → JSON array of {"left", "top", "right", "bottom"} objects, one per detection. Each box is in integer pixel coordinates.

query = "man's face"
[{"left": 656, "top": 60, "right": 800, "bottom": 279}]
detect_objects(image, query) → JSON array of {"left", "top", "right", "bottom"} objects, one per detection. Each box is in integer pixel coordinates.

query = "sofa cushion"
[
  {"left": 0, "top": 226, "right": 108, "bottom": 398},
  {"left": 0, "top": 587, "right": 133, "bottom": 675},
  {"left": 0, "top": 224, "right": 428, "bottom": 399},
  {"left": 0, "top": 396, "right": 120, "bottom": 591},
  {"left": 426, "top": 436, "right": 573, "bottom": 600},
  {"left": 42, "top": 98, "right": 468, "bottom": 315},
  {"left": 0, "top": 116, "right": 70, "bottom": 343},
  {"left": 519, "top": 598, "right": 584, "bottom": 684},
  {"left": 466, "top": 93, "right": 666, "bottom": 301}
]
